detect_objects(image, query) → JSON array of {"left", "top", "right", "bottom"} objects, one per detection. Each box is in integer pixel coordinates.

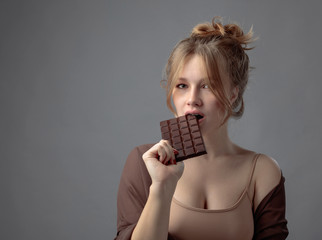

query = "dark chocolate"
[{"left": 160, "top": 115, "right": 207, "bottom": 162}]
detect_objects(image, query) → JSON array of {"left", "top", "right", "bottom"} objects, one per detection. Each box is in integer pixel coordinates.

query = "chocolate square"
[{"left": 160, "top": 115, "right": 207, "bottom": 162}]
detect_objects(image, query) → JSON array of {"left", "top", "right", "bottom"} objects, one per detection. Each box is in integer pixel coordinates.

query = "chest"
[
  {"left": 169, "top": 191, "right": 254, "bottom": 240},
  {"left": 169, "top": 158, "right": 256, "bottom": 240},
  {"left": 173, "top": 157, "right": 255, "bottom": 210}
]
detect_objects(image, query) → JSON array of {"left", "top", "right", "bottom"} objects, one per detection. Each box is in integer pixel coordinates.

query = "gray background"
[{"left": 1, "top": 0, "right": 321, "bottom": 239}]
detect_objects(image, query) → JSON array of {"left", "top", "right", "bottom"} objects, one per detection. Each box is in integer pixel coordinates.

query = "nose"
[{"left": 187, "top": 87, "right": 202, "bottom": 107}]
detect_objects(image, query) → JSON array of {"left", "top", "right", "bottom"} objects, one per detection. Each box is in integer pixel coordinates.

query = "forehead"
[
  {"left": 179, "top": 55, "right": 208, "bottom": 79},
  {"left": 177, "top": 54, "right": 232, "bottom": 89}
]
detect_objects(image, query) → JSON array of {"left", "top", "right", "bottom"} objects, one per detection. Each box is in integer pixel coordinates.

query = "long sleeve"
[
  {"left": 114, "top": 144, "right": 153, "bottom": 240},
  {"left": 115, "top": 144, "right": 177, "bottom": 240},
  {"left": 253, "top": 175, "right": 289, "bottom": 239}
]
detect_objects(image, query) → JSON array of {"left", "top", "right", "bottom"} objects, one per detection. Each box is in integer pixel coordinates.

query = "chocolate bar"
[{"left": 160, "top": 115, "right": 207, "bottom": 162}]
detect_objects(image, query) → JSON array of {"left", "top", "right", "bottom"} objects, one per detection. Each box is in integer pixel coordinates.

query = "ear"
[{"left": 230, "top": 86, "right": 239, "bottom": 104}]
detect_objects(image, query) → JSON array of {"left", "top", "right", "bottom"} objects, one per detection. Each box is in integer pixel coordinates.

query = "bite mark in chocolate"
[{"left": 160, "top": 115, "right": 207, "bottom": 162}]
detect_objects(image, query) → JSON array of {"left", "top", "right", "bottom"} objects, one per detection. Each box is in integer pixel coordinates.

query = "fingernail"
[{"left": 173, "top": 149, "right": 179, "bottom": 155}]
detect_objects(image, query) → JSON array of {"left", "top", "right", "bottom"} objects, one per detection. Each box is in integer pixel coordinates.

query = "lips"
[
  {"left": 189, "top": 114, "right": 204, "bottom": 120},
  {"left": 184, "top": 111, "right": 205, "bottom": 121}
]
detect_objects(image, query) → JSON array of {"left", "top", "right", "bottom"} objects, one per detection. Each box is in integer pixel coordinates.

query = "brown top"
[{"left": 115, "top": 144, "right": 288, "bottom": 240}]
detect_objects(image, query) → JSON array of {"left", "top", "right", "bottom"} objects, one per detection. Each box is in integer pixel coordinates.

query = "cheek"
[
  {"left": 172, "top": 90, "right": 181, "bottom": 105},
  {"left": 215, "top": 100, "right": 225, "bottom": 111},
  {"left": 171, "top": 92, "right": 181, "bottom": 113},
  {"left": 208, "top": 97, "right": 226, "bottom": 114},
  {"left": 172, "top": 94, "right": 180, "bottom": 108}
]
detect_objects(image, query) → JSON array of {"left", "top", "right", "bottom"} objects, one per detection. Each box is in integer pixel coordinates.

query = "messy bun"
[
  {"left": 191, "top": 17, "right": 254, "bottom": 49},
  {"left": 164, "top": 17, "right": 255, "bottom": 122}
]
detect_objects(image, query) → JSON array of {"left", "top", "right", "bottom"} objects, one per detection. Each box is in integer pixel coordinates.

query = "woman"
[{"left": 115, "top": 17, "right": 288, "bottom": 240}]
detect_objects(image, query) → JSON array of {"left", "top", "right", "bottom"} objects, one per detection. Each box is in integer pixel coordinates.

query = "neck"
[{"left": 201, "top": 123, "right": 236, "bottom": 159}]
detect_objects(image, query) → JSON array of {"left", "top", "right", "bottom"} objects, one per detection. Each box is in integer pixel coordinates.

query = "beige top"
[{"left": 168, "top": 154, "right": 260, "bottom": 240}]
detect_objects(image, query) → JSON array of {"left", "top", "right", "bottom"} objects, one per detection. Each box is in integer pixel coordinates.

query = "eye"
[
  {"left": 202, "top": 84, "right": 209, "bottom": 89},
  {"left": 176, "top": 83, "right": 187, "bottom": 89}
]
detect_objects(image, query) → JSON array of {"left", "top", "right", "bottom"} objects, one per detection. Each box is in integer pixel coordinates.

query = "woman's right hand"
[
  {"left": 142, "top": 140, "right": 184, "bottom": 190},
  {"left": 130, "top": 140, "right": 184, "bottom": 240}
]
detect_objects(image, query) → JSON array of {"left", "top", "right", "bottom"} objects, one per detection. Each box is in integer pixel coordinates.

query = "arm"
[
  {"left": 115, "top": 141, "right": 183, "bottom": 240},
  {"left": 131, "top": 140, "right": 184, "bottom": 240},
  {"left": 115, "top": 144, "right": 153, "bottom": 240},
  {"left": 252, "top": 155, "right": 289, "bottom": 239},
  {"left": 131, "top": 182, "right": 176, "bottom": 240},
  {"left": 253, "top": 176, "right": 289, "bottom": 239}
]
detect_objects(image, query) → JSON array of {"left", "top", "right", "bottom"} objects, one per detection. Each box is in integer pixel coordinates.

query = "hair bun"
[{"left": 191, "top": 17, "right": 254, "bottom": 49}]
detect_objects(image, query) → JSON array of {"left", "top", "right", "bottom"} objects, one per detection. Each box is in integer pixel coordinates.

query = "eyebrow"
[
  {"left": 177, "top": 77, "right": 188, "bottom": 82},
  {"left": 177, "top": 77, "right": 209, "bottom": 82}
]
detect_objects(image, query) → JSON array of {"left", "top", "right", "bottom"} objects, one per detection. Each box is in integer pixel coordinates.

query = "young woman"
[{"left": 115, "top": 17, "right": 288, "bottom": 240}]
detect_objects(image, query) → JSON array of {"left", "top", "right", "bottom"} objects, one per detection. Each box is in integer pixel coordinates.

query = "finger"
[
  {"left": 161, "top": 140, "right": 179, "bottom": 165},
  {"left": 159, "top": 140, "right": 174, "bottom": 164},
  {"left": 163, "top": 141, "right": 178, "bottom": 165},
  {"left": 157, "top": 145, "right": 167, "bottom": 162},
  {"left": 143, "top": 140, "right": 168, "bottom": 160},
  {"left": 170, "top": 156, "right": 177, "bottom": 165},
  {"left": 143, "top": 140, "right": 177, "bottom": 165},
  {"left": 167, "top": 148, "right": 178, "bottom": 165},
  {"left": 171, "top": 149, "right": 179, "bottom": 165}
]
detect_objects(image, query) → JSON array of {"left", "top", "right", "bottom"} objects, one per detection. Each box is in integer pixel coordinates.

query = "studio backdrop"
[{"left": 1, "top": 0, "right": 321, "bottom": 239}]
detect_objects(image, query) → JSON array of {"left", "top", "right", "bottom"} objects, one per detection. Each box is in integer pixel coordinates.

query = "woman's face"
[{"left": 172, "top": 55, "right": 235, "bottom": 133}]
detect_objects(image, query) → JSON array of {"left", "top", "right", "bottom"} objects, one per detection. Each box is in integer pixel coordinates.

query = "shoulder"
[
  {"left": 253, "top": 154, "right": 282, "bottom": 209},
  {"left": 124, "top": 143, "right": 155, "bottom": 170},
  {"left": 136, "top": 143, "right": 155, "bottom": 153},
  {"left": 120, "top": 144, "right": 155, "bottom": 186},
  {"left": 126, "top": 143, "right": 155, "bottom": 161},
  {"left": 128, "top": 143, "right": 155, "bottom": 160}
]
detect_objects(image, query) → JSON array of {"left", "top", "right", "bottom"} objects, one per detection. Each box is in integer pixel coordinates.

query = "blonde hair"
[{"left": 163, "top": 17, "right": 255, "bottom": 123}]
